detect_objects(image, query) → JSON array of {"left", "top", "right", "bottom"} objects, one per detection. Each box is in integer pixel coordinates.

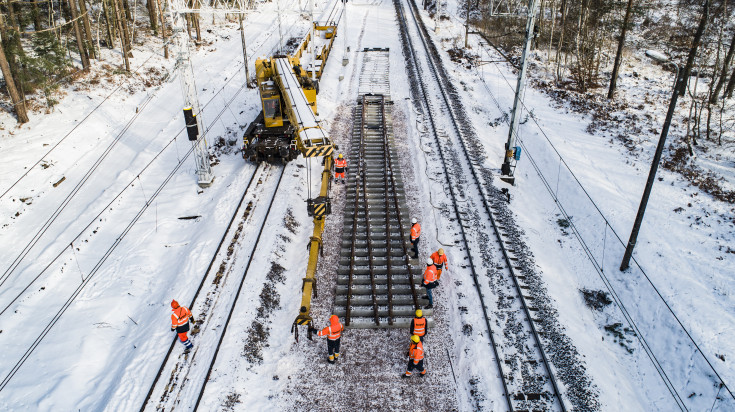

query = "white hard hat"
[
  {"left": 411, "top": 218, "right": 418, "bottom": 224},
  {"left": 426, "top": 257, "right": 433, "bottom": 265}
]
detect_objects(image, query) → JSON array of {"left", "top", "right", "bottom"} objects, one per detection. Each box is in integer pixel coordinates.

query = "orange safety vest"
[
  {"left": 412, "top": 317, "right": 427, "bottom": 336},
  {"left": 334, "top": 158, "right": 347, "bottom": 172},
  {"left": 318, "top": 315, "right": 343, "bottom": 340},
  {"left": 430, "top": 252, "right": 448, "bottom": 269},
  {"left": 171, "top": 306, "right": 192, "bottom": 328},
  {"left": 411, "top": 223, "right": 421, "bottom": 241},
  {"left": 409, "top": 341, "right": 424, "bottom": 363},
  {"left": 423, "top": 264, "right": 438, "bottom": 285}
]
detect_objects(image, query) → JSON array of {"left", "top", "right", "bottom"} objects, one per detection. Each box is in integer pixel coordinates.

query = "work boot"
[
  {"left": 425, "top": 304, "right": 433, "bottom": 309},
  {"left": 328, "top": 355, "right": 335, "bottom": 364},
  {"left": 184, "top": 347, "right": 192, "bottom": 354},
  {"left": 422, "top": 295, "right": 428, "bottom": 299},
  {"left": 401, "top": 373, "right": 410, "bottom": 379}
]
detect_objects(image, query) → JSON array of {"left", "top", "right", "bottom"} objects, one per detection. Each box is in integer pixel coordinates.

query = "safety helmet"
[
  {"left": 415, "top": 309, "right": 423, "bottom": 318},
  {"left": 438, "top": 248, "right": 444, "bottom": 255},
  {"left": 338, "top": 153, "right": 343, "bottom": 159},
  {"left": 411, "top": 335, "right": 420, "bottom": 343},
  {"left": 171, "top": 299, "right": 179, "bottom": 309},
  {"left": 411, "top": 218, "right": 418, "bottom": 224},
  {"left": 426, "top": 257, "right": 434, "bottom": 266}
]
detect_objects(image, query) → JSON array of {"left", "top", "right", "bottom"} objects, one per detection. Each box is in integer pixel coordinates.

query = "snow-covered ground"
[{"left": 0, "top": 0, "right": 733, "bottom": 410}]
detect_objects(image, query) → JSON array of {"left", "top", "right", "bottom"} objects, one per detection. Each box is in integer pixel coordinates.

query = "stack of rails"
[{"left": 334, "top": 49, "right": 431, "bottom": 328}]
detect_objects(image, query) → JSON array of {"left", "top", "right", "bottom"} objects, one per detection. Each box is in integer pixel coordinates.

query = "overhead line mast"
[{"left": 166, "top": 0, "right": 252, "bottom": 187}]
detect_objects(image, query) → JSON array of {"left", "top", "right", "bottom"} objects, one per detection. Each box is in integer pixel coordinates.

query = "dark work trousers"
[
  {"left": 327, "top": 338, "right": 341, "bottom": 356},
  {"left": 411, "top": 237, "right": 420, "bottom": 258},
  {"left": 406, "top": 359, "right": 425, "bottom": 374}
]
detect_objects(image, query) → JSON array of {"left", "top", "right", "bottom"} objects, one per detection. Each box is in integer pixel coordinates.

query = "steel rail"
[
  {"left": 378, "top": 95, "right": 396, "bottom": 325},
  {"left": 192, "top": 165, "right": 287, "bottom": 410},
  {"left": 138, "top": 163, "right": 264, "bottom": 411},
  {"left": 359, "top": 97, "right": 382, "bottom": 326},
  {"left": 401, "top": 0, "right": 566, "bottom": 408},
  {"left": 393, "top": 0, "right": 514, "bottom": 409}
]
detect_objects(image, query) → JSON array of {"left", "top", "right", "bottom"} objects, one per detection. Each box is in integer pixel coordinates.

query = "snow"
[{"left": 0, "top": 0, "right": 733, "bottom": 410}]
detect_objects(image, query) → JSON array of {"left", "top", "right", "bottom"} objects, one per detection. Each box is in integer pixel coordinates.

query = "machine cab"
[{"left": 260, "top": 80, "right": 283, "bottom": 128}]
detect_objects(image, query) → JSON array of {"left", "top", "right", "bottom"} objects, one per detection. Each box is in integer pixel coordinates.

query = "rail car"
[{"left": 242, "top": 23, "right": 337, "bottom": 163}]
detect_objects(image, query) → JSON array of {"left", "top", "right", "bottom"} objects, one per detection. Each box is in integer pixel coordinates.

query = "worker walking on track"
[
  {"left": 410, "top": 309, "right": 428, "bottom": 342},
  {"left": 317, "top": 315, "right": 344, "bottom": 363},
  {"left": 334, "top": 154, "right": 347, "bottom": 184},
  {"left": 430, "top": 248, "right": 448, "bottom": 280},
  {"left": 422, "top": 258, "right": 439, "bottom": 309},
  {"left": 170, "top": 299, "right": 195, "bottom": 353},
  {"left": 409, "top": 218, "right": 421, "bottom": 259},
  {"left": 402, "top": 335, "right": 426, "bottom": 378}
]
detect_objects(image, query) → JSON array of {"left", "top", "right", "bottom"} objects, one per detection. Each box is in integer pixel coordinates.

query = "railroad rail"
[
  {"left": 394, "top": 0, "right": 567, "bottom": 410},
  {"left": 140, "top": 164, "right": 286, "bottom": 411},
  {"left": 333, "top": 50, "right": 426, "bottom": 328}
]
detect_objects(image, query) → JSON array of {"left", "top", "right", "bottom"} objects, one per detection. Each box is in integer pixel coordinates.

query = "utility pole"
[
  {"left": 620, "top": 64, "right": 684, "bottom": 271},
  {"left": 238, "top": 13, "right": 251, "bottom": 87},
  {"left": 167, "top": 0, "right": 250, "bottom": 187},
  {"left": 464, "top": 0, "right": 470, "bottom": 48},
  {"left": 500, "top": 0, "right": 538, "bottom": 185},
  {"left": 170, "top": 5, "right": 213, "bottom": 187}
]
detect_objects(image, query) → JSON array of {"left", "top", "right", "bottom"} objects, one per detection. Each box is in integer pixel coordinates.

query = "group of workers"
[
  {"left": 313, "top": 308, "right": 429, "bottom": 379},
  {"left": 166, "top": 157, "right": 449, "bottom": 380}
]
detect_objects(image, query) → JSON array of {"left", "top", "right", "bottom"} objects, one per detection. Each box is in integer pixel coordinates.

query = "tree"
[
  {"left": 710, "top": 30, "right": 734, "bottom": 103},
  {"left": 0, "top": 32, "right": 29, "bottom": 123},
  {"left": 607, "top": 0, "right": 634, "bottom": 99},
  {"left": 678, "top": 0, "right": 709, "bottom": 96}
]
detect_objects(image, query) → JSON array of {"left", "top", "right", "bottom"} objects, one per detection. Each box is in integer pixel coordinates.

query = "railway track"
[
  {"left": 139, "top": 163, "right": 286, "bottom": 411},
  {"left": 394, "top": 0, "right": 567, "bottom": 410},
  {"left": 334, "top": 89, "right": 426, "bottom": 328}
]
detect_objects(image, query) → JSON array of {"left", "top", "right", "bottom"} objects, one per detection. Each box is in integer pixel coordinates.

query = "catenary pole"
[{"left": 620, "top": 65, "right": 684, "bottom": 271}]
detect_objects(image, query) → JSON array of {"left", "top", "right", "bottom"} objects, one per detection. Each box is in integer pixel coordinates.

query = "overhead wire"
[{"left": 475, "top": 38, "right": 734, "bottom": 404}]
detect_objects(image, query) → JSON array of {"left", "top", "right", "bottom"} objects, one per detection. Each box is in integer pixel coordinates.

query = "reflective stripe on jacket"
[
  {"left": 411, "top": 223, "right": 421, "bottom": 241},
  {"left": 409, "top": 341, "right": 424, "bottom": 364},
  {"left": 171, "top": 306, "right": 192, "bottom": 328},
  {"left": 430, "top": 252, "right": 448, "bottom": 270},
  {"left": 423, "top": 265, "right": 438, "bottom": 284},
  {"left": 334, "top": 158, "right": 347, "bottom": 173},
  {"left": 318, "top": 315, "right": 343, "bottom": 340},
  {"left": 411, "top": 317, "right": 427, "bottom": 336}
]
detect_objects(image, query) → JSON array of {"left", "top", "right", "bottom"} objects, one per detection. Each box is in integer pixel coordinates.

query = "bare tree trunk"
[
  {"left": 608, "top": 0, "right": 634, "bottom": 99},
  {"left": 69, "top": 0, "right": 91, "bottom": 70},
  {"left": 156, "top": 0, "right": 168, "bottom": 58},
  {"left": 678, "top": 0, "right": 709, "bottom": 96},
  {"left": 725, "top": 64, "right": 735, "bottom": 97},
  {"left": 113, "top": 0, "right": 131, "bottom": 70},
  {"left": 193, "top": 0, "right": 202, "bottom": 42},
  {"left": 0, "top": 33, "right": 29, "bottom": 123},
  {"left": 78, "top": 0, "right": 96, "bottom": 59},
  {"left": 31, "top": 0, "right": 43, "bottom": 31},
  {"left": 147, "top": 0, "right": 159, "bottom": 34},
  {"left": 710, "top": 31, "right": 735, "bottom": 103},
  {"left": 555, "top": 0, "right": 568, "bottom": 82},
  {"left": 103, "top": 0, "right": 115, "bottom": 48}
]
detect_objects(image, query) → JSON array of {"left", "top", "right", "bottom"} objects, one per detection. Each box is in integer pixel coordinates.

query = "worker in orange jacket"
[
  {"left": 317, "top": 315, "right": 344, "bottom": 363},
  {"left": 334, "top": 154, "right": 347, "bottom": 184},
  {"left": 422, "top": 258, "right": 438, "bottom": 309},
  {"left": 409, "top": 218, "right": 421, "bottom": 259},
  {"left": 402, "top": 334, "right": 426, "bottom": 378},
  {"left": 170, "top": 299, "right": 195, "bottom": 353},
  {"left": 410, "top": 309, "right": 427, "bottom": 342},
  {"left": 430, "top": 248, "right": 448, "bottom": 279}
]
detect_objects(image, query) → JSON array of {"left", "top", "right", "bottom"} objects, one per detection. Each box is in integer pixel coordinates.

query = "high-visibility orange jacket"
[
  {"left": 411, "top": 223, "right": 421, "bottom": 241},
  {"left": 423, "top": 264, "right": 438, "bottom": 285},
  {"left": 408, "top": 341, "right": 424, "bottom": 364},
  {"left": 171, "top": 305, "right": 192, "bottom": 328},
  {"left": 411, "top": 316, "right": 427, "bottom": 337},
  {"left": 430, "top": 252, "right": 448, "bottom": 270},
  {"left": 318, "top": 315, "right": 343, "bottom": 340},
  {"left": 334, "top": 158, "right": 347, "bottom": 173}
]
